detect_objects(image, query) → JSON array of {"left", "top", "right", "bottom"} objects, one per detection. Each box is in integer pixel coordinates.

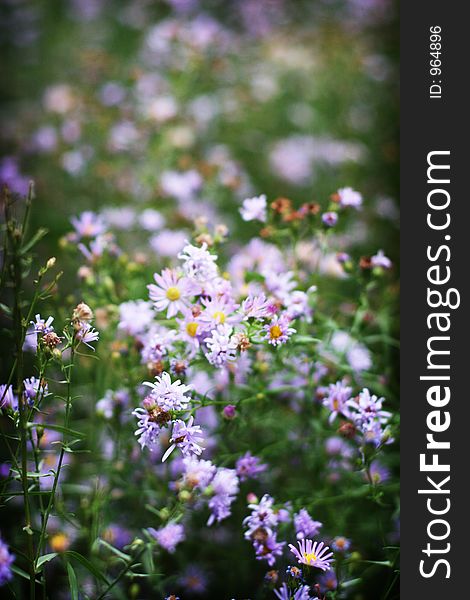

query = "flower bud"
[
  {"left": 73, "top": 302, "right": 93, "bottom": 322},
  {"left": 179, "top": 489, "right": 191, "bottom": 503},
  {"left": 222, "top": 404, "right": 236, "bottom": 420}
]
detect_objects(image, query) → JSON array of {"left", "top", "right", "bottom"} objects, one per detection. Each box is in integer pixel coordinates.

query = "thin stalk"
[{"left": 35, "top": 347, "right": 75, "bottom": 567}]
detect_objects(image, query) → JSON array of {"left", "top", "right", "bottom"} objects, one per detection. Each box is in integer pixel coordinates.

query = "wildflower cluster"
[{"left": 0, "top": 1, "right": 398, "bottom": 597}]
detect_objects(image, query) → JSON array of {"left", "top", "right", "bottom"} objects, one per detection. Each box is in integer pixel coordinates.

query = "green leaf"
[
  {"left": 20, "top": 227, "right": 48, "bottom": 255},
  {"left": 66, "top": 561, "right": 79, "bottom": 600},
  {"left": 27, "top": 422, "right": 86, "bottom": 439},
  {"left": 98, "top": 539, "right": 131, "bottom": 562},
  {"left": 36, "top": 552, "right": 58, "bottom": 572},
  {"left": 66, "top": 550, "right": 110, "bottom": 584},
  {"left": 12, "top": 564, "right": 33, "bottom": 581},
  {"left": 341, "top": 578, "right": 362, "bottom": 588},
  {"left": 293, "top": 335, "right": 321, "bottom": 344}
]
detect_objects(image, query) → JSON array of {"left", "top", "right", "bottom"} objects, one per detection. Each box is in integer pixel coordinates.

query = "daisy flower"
[
  {"left": 162, "top": 417, "right": 205, "bottom": 462},
  {"left": 31, "top": 314, "right": 54, "bottom": 334},
  {"left": 142, "top": 371, "right": 192, "bottom": 412},
  {"left": 148, "top": 268, "right": 193, "bottom": 318},
  {"left": 199, "top": 296, "right": 240, "bottom": 327},
  {"left": 323, "top": 380, "right": 352, "bottom": 423},
  {"left": 274, "top": 583, "right": 316, "bottom": 600},
  {"left": 347, "top": 388, "right": 391, "bottom": 426},
  {"left": 75, "top": 322, "right": 99, "bottom": 350},
  {"left": 288, "top": 539, "right": 334, "bottom": 571},
  {"left": 241, "top": 293, "right": 271, "bottom": 319},
  {"left": 70, "top": 211, "right": 107, "bottom": 239},
  {"left": 264, "top": 313, "right": 296, "bottom": 346},
  {"left": 204, "top": 324, "right": 238, "bottom": 366}
]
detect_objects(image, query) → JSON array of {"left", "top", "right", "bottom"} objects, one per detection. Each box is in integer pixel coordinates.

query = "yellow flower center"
[
  {"left": 303, "top": 552, "right": 318, "bottom": 565},
  {"left": 186, "top": 322, "right": 199, "bottom": 337},
  {"left": 166, "top": 286, "right": 181, "bottom": 301},
  {"left": 270, "top": 324, "right": 282, "bottom": 339},
  {"left": 213, "top": 311, "right": 226, "bottom": 323},
  {"left": 50, "top": 533, "right": 70, "bottom": 553},
  {"left": 333, "top": 398, "right": 339, "bottom": 410}
]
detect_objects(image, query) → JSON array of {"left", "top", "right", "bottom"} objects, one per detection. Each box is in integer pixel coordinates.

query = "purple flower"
[
  {"left": 178, "top": 243, "right": 218, "bottom": 283},
  {"left": 199, "top": 296, "right": 240, "bottom": 327},
  {"left": 31, "top": 314, "right": 54, "bottom": 334},
  {"left": 371, "top": 249, "right": 392, "bottom": 269},
  {"left": 368, "top": 461, "right": 391, "bottom": 484},
  {"left": 0, "top": 535, "right": 14, "bottom": 586},
  {"left": 118, "top": 300, "right": 154, "bottom": 337},
  {"left": 75, "top": 322, "right": 99, "bottom": 349},
  {"left": 264, "top": 313, "right": 296, "bottom": 346},
  {"left": 132, "top": 405, "right": 165, "bottom": 452},
  {"left": 323, "top": 381, "right": 352, "bottom": 423},
  {"left": 78, "top": 235, "right": 115, "bottom": 263},
  {"left": 162, "top": 417, "right": 205, "bottom": 462},
  {"left": 207, "top": 467, "right": 239, "bottom": 525},
  {"left": 160, "top": 170, "right": 202, "bottom": 202},
  {"left": 0, "top": 385, "right": 16, "bottom": 410},
  {"left": 0, "top": 156, "right": 29, "bottom": 196},
  {"left": 294, "top": 509, "right": 322, "bottom": 540},
  {"left": 325, "top": 438, "right": 353, "bottom": 463},
  {"left": 274, "top": 583, "right": 316, "bottom": 600},
  {"left": 347, "top": 388, "right": 391, "bottom": 426},
  {"left": 222, "top": 404, "right": 237, "bottom": 419},
  {"left": 102, "top": 525, "right": 132, "bottom": 549},
  {"left": 244, "top": 494, "right": 278, "bottom": 538},
  {"left": 70, "top": 211, "right": 107, "bottom": 240},
  {"left": 288, "top": 539, "right": 334, "bottom": 571},
  {"left": 23, "top": 377, "right": 48, "bottom": 404},
  {"left": 331, "top": 536, "right": 351, "bottom": 553},
  {"left": 149, "top": 522, "right": 185, "bottom": 553},
  {"left": 204, "top": 324, "right": 238, "bottom": 366},
  {"left": 178, "top": 565, "right": 208, "bottom": 594},
  {"left": 318, "top": 569, "right": 338, "bottom": 593},
  {"left": 182, "top": 456, "right": 216, "bottom": 490},
  {"left": 236, "top": 452, "right": 267, "bottom": 482},
  {"left": 322, "top": 211, "right": 338, "bottom": 227},
  {"left": 241, "top": 293, "right": 271, "bottom": 319},
  {"left": 143, "top": 372, "right": 192, "bottom": 412},
  {"left": 253, "top": 531, "right": 285, "bottom": 566},
  {"left": 150, "top": 230, "right": 187, "bottom": 257},
  {"left": 140, "top": 327, "right": 177, "bottom": 363}
]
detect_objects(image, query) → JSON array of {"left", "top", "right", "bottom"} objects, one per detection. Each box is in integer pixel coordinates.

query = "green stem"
[{"left": 35, "top": 347, "right": 75, "bottom": 567}]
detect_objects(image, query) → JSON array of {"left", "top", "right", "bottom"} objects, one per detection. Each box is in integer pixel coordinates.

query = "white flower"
[
  {"left": 337, "top": 187, "right": 362, "bottom": 208},
  {"left": 148, "top": 268, "right": 193, "bottom": 318},
  {"left": 118, "top": 300, "right": 154, "bottom": 337},
  {"left": 178, "top": 243, "right": 218, "bottom": 283},
  {"left": 240, "top": 194, "right": 267, "bottom": 222},
  {"left": 204, "top": 324, "right": 238, "bottom": 366}
]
